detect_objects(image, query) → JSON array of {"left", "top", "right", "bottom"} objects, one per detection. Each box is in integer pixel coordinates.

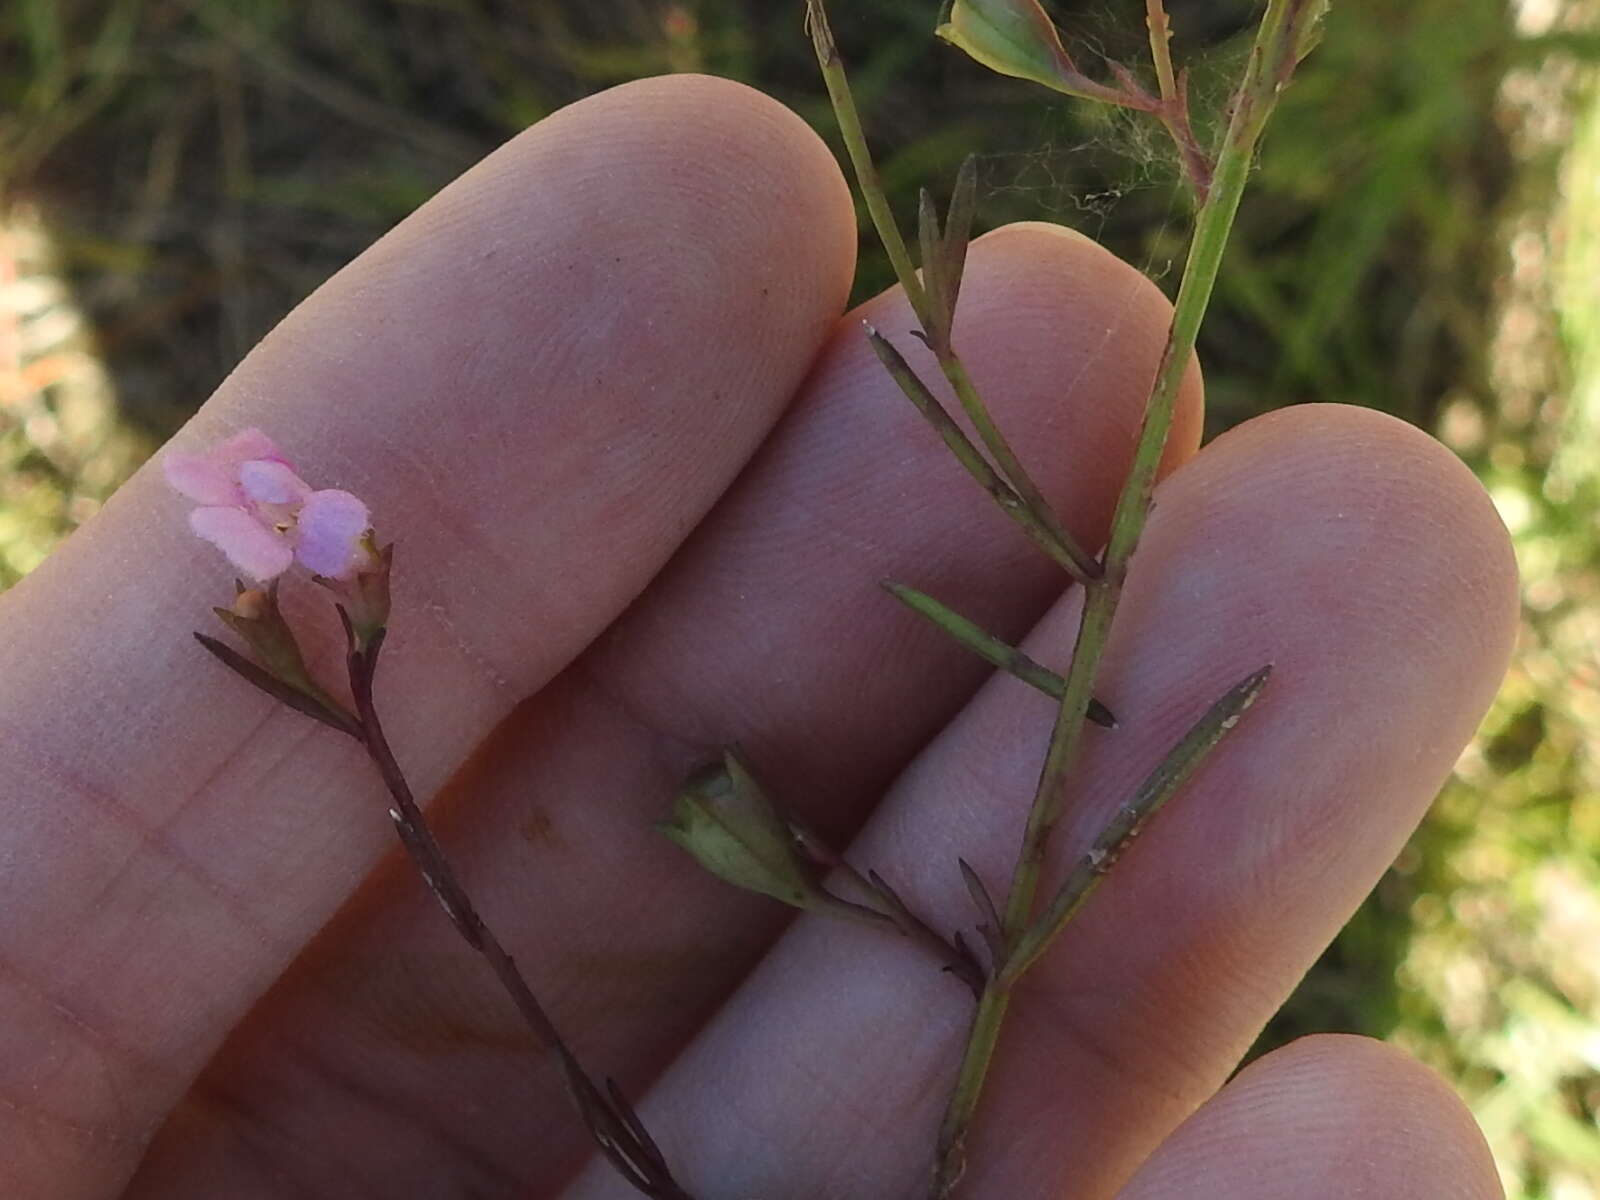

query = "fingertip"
[
  {"left": 1120, "top": 1035, "right": 1502, "bottom": 1199},
  {"left": 1077, "top": 405, "right": 1520, "bottom": 946},
  {"left": 919, "top": 402, "right": 1523, "bottom": 1185},
  {"left": 971, "top": 222, "right": 1204, "bottom": 470},
  {"left": 1176, "top": 403, "right": 1519, "bottom": 726},
  {"left": 532, "top": 73, "right": 859, "bottom": 303},
  {"left": 966, "top": 223, "right": 1203, "bottom": 466}
]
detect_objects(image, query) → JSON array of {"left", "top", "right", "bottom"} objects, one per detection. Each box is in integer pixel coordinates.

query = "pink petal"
[
  {"left": 164, "top": 452, "right": 242, "bottom": 506},
  {"left": 163, "top": 427, "right": 290, "bottom": 506},
  {"left": 218, "top": 428, "right": 284, "bottom": 462},
  {"left": 189, "top": 507, "right": 294, "bottom": 580},
  {"left": 238, "top": 459, "right": 312, "bottom": 505},
  {"left": 294, "top": 489, "right": 371, "bottom": 579}
]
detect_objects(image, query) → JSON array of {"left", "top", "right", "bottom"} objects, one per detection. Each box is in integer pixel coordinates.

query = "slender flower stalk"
[
  {"left": 663, "top": 752, "right": 987, "bottom": 996},
  {"left": 805, "top": 0, "right": 930, "bottom": 327},
  {"left": 1143, "top": 0, "right": 1211, "bottom": 200},
  {"left": 342, "top": 622, "right": 691, "bottom": 1200},
  {"left": 169, "top": 436, "right": 692, "bottom": 1200},
  {"left": 1145, "top": 0, "right": 1179, "bottom": 108}
]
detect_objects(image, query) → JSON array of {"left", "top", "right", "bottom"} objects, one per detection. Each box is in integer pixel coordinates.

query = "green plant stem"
[
  {"left": 928, "top": 4, "right": 1323, "bottom": 1195},
  {"left": 999, "top": 664, "right": 1272, "bottom": 985},
  {"left": 866, "top": 328, "right": 1092, "bottom": 580},
  {"left": 928, "top": 667, "right": 1270, "bottom": 1193},
  {"left": 805, "top": 0, "right": 930, "bottom": 328},
  {"left": 808, "top": 0, "right": 1098, "bottom": 584}
]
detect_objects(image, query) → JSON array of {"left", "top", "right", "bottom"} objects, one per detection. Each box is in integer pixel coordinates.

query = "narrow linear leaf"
[
  {"left": 870, "top": 311, "right": 1098, "bottom": 582},
  {"left": 949, "top": 930, "right": 990, "bottom": 984},
  {"left": 804, "top": 0, "right": 932, "bottom": 327},
  {"left": 918, "top": 187, "right": 952, "bottom": 346},
  {"left": 193, "top": 633, "right": 360, "bottom": 737},
  {"left": 958, "top": 857, "right": 1006, "bottom": 966},
  {"left": 1294, "top": 0, "right": 1330, "bottom": 62},
  {"left": 881, "top": 581, "right": 1117, "bottom": 728},
  {"left": 941, "top": 155, "right": 979, "bottom": 311},
  {"left": 334, "top": 602, "right": 358, "bottom": 655},
  {"left": 853, "top": 868, "right": 985, "bottom": 996},
  {"left": 1000, "top": 663, "right": 1273, "bottom": 985},
  {"left": 864, "top": 326, "right": 1020, "bottom": 509},
  {"left": 863, "top": 328, "right": 1099, "bottom": 583},
  {"left": 585, "top": 1128, "right": 652, "bottom": 1195},
  {"left": 867, "top": 868, "right": 911, "bottom": 921},
  {"left": 958, "top": 858, "right": 1002, "bottom": 932}
]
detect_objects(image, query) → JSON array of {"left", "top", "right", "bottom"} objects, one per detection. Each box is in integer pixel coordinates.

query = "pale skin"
[{"left": 0, "top": 75, "right": 1518, "bottom": 1198}]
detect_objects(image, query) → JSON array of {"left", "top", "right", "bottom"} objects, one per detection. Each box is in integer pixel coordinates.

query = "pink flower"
[{"left": 164, "top": 428, "right": 374, "bottom": 581}]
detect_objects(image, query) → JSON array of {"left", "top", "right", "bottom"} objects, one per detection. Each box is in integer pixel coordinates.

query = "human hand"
[{"left": 1, "top": 76, "right": 1516, "bottom": 1199}]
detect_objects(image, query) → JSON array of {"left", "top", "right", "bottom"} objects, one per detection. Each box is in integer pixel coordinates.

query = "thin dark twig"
[{"left": 342, "top": 624, "right": 692, "bottom": 1200}]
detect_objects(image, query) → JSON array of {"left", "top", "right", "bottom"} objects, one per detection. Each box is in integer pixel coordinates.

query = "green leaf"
[
  {"left": 942, "top": 155, "right": 979, "bottom": 313},
  {"left": 193, "top": 633, "right": 359, "bottom": 738},
  {"left": 881, "top": 580, "right": 1118, "bottom": 728},
  {"left": 1001, "top": 663, "right": 1274, "bottom": 984},
  {"left": 918, "top": 186, "right": 952, "bottom": 345}
]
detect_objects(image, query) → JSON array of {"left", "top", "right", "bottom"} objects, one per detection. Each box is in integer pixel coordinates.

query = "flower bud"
[
  {"left": 315, "top": 537, "right": 392, "bottom": 653},
  {"left": 658, "top": 750, "right": 823, "bottom": 909},
  {"left": 348, "top": 538, "right": 392, "bottom": 648},
  {"left": 213, "top": 581, "right": 322, "bottom": 698},
  {"left": 936, "top": 0, "right": 1075, "bottom": 92},
  {"left": 232, "top": 587, "right": 269, "bottom": 621}
]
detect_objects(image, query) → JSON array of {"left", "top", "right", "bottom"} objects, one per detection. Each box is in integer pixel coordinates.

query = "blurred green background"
[{"left": 2, "top": 0, "right": 1598, "bottom": 1194}]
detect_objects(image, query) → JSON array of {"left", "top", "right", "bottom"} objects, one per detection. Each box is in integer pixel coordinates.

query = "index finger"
[{"left": 0, "top": 75, "right": 853, "bottom": 1196}]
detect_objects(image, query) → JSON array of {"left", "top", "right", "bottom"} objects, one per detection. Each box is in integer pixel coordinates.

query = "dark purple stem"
[{"left": 343, "top": 622, "right": 691, "bottom": 1200}]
